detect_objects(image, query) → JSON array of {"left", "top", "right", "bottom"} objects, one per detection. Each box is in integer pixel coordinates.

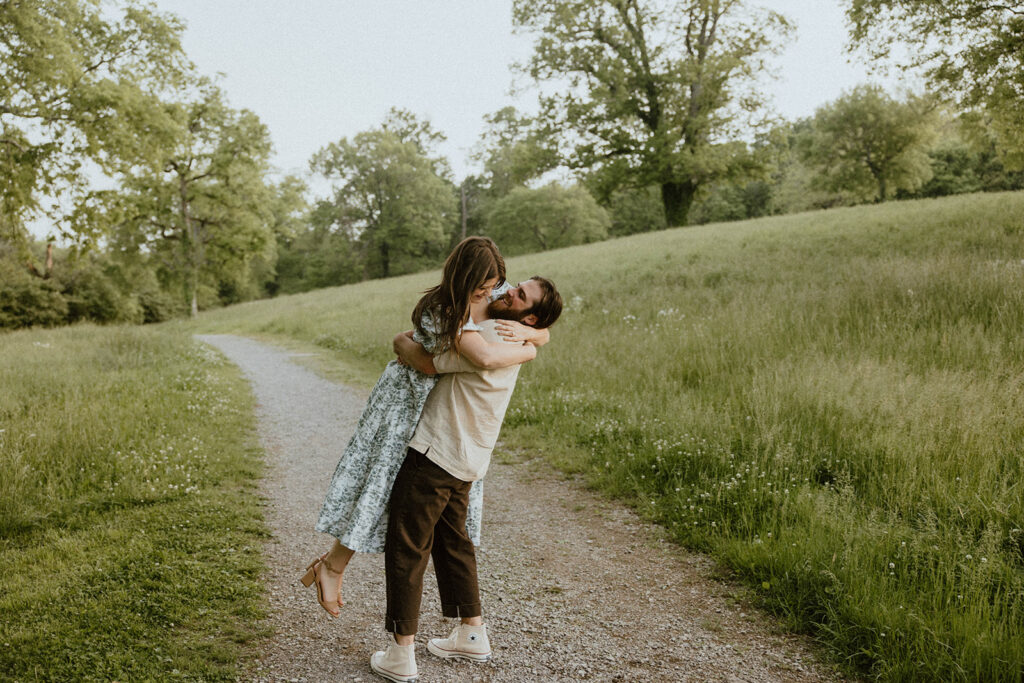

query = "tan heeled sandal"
[{"left": 300, "top": 553, "right": 345, "bottom": 617}]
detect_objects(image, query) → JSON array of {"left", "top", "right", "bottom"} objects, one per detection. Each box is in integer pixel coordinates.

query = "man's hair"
[{"left": 525, "top": 276, "right": 562, "bottom": 329}]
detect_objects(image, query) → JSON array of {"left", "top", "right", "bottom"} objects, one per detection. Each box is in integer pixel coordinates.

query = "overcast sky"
[{"left": 157, "top": 0, "right": 906, "bottom": 184}]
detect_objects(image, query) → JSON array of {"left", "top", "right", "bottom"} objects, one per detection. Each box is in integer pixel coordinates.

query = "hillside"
[{"left": 195, "top": 191, "right": 1024, "bottom": 681}]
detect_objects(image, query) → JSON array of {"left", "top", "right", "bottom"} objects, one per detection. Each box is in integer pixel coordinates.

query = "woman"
[{"left": 302, "top": 236, "right": 545, "bottom": 617}]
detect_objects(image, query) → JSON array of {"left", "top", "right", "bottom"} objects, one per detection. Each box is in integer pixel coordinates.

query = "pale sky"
[
  {"left": 32, "top": 1, "right": 907, "bottom": 239},
  {"left": 158, "top": 0, "right": 905, "bottom": 184}
]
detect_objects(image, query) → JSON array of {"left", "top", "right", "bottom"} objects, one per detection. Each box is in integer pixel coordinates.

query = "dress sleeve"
[
  {"left": 413, "top": 311, "right": 440, "bottom": 353},
  {"left": 490, "top": 281, "right": 512, "bottom": 302}
]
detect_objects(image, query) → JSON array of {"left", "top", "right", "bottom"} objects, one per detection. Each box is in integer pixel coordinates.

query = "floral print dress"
[{"left": 315, "top": 315, "right": 485, "bottom": 553}]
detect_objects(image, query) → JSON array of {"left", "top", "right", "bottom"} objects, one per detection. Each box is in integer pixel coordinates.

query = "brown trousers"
[{"left": 384, "top": 447, "right": 482, "bottom": 636}]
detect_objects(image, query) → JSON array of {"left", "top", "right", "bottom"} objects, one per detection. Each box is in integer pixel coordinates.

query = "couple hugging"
[{"left": 300, "top": 236, "right": 563, "bottom": 682}]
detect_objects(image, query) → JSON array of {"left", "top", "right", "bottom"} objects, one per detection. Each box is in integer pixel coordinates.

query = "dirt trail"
[{"left": 197, "top": 334, "right": 841, "bottom": 682}]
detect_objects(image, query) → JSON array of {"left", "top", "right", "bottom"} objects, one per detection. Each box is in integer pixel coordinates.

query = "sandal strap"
[{"left": 320, "top": 552, "right": 345, "bottom": 574}]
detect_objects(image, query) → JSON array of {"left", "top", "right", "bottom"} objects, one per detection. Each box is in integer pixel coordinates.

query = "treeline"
[
  {"left": 689, "top": 87, "right": 1024, "bottom": 225},
  {"left": 3, "top": 1, "right": 1022, "bottom": 329}
]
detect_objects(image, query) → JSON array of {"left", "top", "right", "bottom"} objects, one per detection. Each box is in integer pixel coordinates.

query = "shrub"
[
  {"left": 606, "top": 186, "right": 667, "bottom": 236},
  {"left": 0, "top": 259, "right": 68, "bottom": 329},
  {"left": 483, "top": 183, "right": 610, "bottom": 256},
  {"left": 56, "top": 258, "right": 142, "bottom": 324}
]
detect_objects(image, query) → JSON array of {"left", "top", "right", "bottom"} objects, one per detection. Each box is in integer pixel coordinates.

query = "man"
[{"left": 369, "top": 276, "right": 562, "bottom": 683}]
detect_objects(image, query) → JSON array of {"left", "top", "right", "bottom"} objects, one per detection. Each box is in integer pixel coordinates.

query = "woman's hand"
[{"left": 495, "top": 320, "right": 549, "bottom": 346}]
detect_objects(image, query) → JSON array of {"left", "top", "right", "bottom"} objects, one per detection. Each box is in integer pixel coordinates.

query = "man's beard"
[{"left": 486, "top": 299, "right": 529, "bottom": 322}]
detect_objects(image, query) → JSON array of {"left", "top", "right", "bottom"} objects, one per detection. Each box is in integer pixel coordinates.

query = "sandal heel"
[
  {"left": 300, "top": 565, "right": 316, "bottom": 587},
  {"left": 300, "top": 554, "right": 340, "bottom": 617}
]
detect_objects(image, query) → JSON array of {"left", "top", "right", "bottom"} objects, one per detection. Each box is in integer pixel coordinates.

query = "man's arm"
[
  {"left": 393, "top": 331, "right": 482, "bottom": 374},
  {"left": 393, "top": 331, "right": 438, "bottom": 374}
]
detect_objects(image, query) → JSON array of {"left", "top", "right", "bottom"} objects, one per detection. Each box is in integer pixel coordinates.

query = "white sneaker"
[
  {"left": 370, "top": 641, "right": 418, "bottom": 682},
  {"left": 426, "top": 623, "right": 492, "bottom": 662}
]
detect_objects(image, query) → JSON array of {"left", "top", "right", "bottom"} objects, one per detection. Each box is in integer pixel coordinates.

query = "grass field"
[
  {"left": 0, "top": 325, "right": 267, "bottom": 681},
  {"left": 194, "top": 191, "right": 1024, "bottom": 681}
]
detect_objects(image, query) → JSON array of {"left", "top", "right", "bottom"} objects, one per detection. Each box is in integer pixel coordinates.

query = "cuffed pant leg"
[
  {"left": 384, "top": 449, "right": 451, "bottom": 636},
  {"left": 432, "top": 479, "right": 482, "bottom": 619}
]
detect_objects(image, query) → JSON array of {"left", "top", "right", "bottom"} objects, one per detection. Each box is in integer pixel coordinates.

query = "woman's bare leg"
[{"left": 320, "top": 540, "right": 355, "bottom": 605}]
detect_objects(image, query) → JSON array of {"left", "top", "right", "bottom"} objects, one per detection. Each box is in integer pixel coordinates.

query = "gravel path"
[{"left": 197, "top": 334, "right": 842, "bottom": 683}]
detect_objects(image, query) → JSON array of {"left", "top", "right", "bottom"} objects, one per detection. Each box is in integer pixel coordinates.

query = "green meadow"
[
  {"left": 0, "top": 326, "right": 266, "bottom": 680},
  {"left": 195, "top": 191, "right": 1024, "bottom": 681}
]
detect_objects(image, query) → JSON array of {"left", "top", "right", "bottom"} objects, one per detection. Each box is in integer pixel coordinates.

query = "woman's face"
[{"left": 471, "top": 277, "right": 499, "bottom": 304}]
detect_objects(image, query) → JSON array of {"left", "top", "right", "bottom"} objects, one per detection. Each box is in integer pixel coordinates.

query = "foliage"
[
  {"left": 236, "top": 175, "right": 310, "bottom": 299},
  {"left": 603, "top": 185, "right": 666, "bottom": 236},
  {"left": 196, "top": 190, "right": 1024, "bottom": 681},
  {"left": 513, "top": 0, "right": 792, "bottom": 225},
  {"left": 273, "top": 222, "right": 364, "bottom": 295},
  {"left": 473, "top": 107, "right": 560, "bottom": 198},
  {"left": 97, "top": 84, "right": 277, "bottom": 316},
  {"left": 0, "top": 250, "right": 68, "bottom": 328},
  {"left": 0, "top": 0, "right": 188, "bottom": 243},
  {"left": 483, "top": 183, "right": 610, "bottom": 255},
  {"left": 54, "top": 254, "right": 143, "bottom": 324},
  {"left": 0, "top": 326, "right": 266, "bottom": 679},
  {"left": 689, "top": 179, "right": 773, "bottom": 224},
  {"left": 800, "top": 85, "right": 937, "bottom": 201},
  {"left": 683, "top": 109, "right": 1024, "bottom": 222},
  {"left": 310, "top": 111, "right": 455, "bottom": 279},
  {"left": 845, "top": 0, "right": 1024, "bottom": 169}
]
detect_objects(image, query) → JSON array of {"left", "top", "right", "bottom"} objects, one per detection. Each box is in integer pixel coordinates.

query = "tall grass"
[
  {"left": 0, "top": 324, "right": 266, "bottom": 681},
  {"left": 195, "top": 192, "right": 1024, "bottom": 681}
]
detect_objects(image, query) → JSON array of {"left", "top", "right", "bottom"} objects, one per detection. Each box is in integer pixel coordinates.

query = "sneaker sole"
[
  {"left": 369, "top": 660, "right": 418, "bottom": 682},
  {"left": 426, "top": 640, "right": 491, "bottom": 662}
]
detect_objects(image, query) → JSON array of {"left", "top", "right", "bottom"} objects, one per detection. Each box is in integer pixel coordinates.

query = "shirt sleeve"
[{"left": 433, "top": 350, "right": 481, "bottom": 374}]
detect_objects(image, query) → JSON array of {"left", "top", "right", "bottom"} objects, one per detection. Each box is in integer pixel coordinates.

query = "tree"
[
  {"left": 310, "top": 116, "right": 455, "bottom": 279},
  {"left": 845, "top": 0, "right": 1024, "bottom": 168},
  {"left": 251, "top": 176, "right": 310, "bottom": 297},
  {"left": 603, "top": 185, "right": 666, "bottom": 235},
  {"left": 483, "top": 183, "right": 610, "bottom": 255},
  {"left": 473, "top": 107, "right": 559, "bottom": 197},
  {"left": 100, "top": 85, "right": 277, "bottom": 316},
  {"left": 0, "top": 0, "right": 188, "bottom": 243},
  {"left": 513, "top": 0, "right": 792, "bottom": 226},
  {"left": 800, "top": 85, "right": 937, "bottom": 202}
]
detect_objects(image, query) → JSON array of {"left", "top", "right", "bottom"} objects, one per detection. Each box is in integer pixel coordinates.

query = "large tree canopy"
[
  {"left": 100, "top": 85, "right": 277, "bottom": 316},
  {"left": 513, "top": 0, "right": 791, "bottom": 226},
  {"left": 801, "top": 85, "right": 937, "bottom": 202},
  {"left": 473, "top": 106, "right": 559, "bottom": 198},
  {"left": 310, "top": 113, "right": 455, "bottom": 279},
  {"left": 845, "top": 0, "right": 1024, "bottom": 168},
  {"left": 0, "top": 0, "right": 188, "bottom": 242}
]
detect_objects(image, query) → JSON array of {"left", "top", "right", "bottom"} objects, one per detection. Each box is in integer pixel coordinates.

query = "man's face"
[{"left": 487, "top": 279, "right": 542, "bottom": 324}]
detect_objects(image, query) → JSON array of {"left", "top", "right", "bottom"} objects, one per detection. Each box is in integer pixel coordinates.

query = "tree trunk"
[
  {"left": 661, "top": 181, "right": 697, "bottom": 227},
  {"left": 180, "top": 176, "right": 200, "bottom": 318},
  {"left": 460, "top": 184, "right": 468, "bottom": 240},
  {"left": 877, "top": 176, "right": 888, "bottom": 202},
  {"left": 380, "top": 240, "right": 390, "bottom": 278}
]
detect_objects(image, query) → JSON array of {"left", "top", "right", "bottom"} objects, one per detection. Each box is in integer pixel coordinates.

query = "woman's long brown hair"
[{"left": 413, "top": 236, "right": 506, "bottom": 353}]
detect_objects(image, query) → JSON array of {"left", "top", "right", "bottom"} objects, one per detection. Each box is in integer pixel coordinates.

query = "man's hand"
[
  {"left": 495, "top": 320, "right": 550, "bottom": 346},
  {"left": 393, "top": 330, "right": 414, "bottom": 358},
  {"left": 393, "top": 331, "right": 437, "bottom": 375}
]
